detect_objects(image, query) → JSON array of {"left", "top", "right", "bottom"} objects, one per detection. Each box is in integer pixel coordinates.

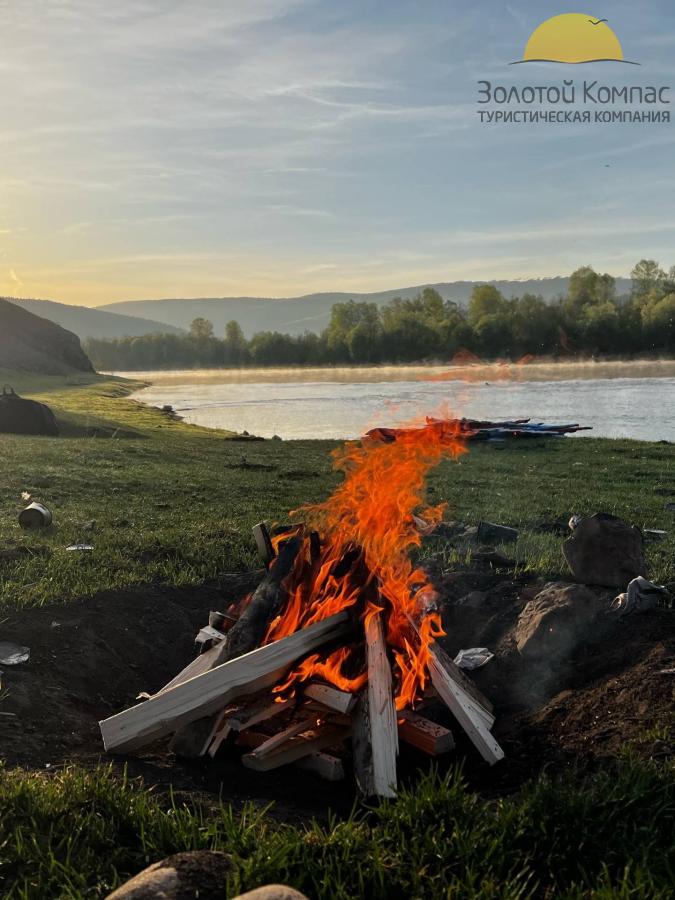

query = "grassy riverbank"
[
  {"left": 1, "top": 374, "right": 674, "bottom": 898},
  {"left": 1, "top": 371, "right": 673, "bottom": 612}
]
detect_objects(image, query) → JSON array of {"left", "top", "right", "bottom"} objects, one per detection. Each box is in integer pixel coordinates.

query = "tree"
[
  {"left": 223, "top": 320, "right": 248, "bottom": 364},
  {"left": 630, "top": 259, "right": 666, "bottom": 303},
  {"left": 189, "top": 317, "right": 214, "bottom": 341},
  {"left": 467, "top": 285, "right": 506, "bottom": 327},
  {"left": 566, "top": 266, "right": 615, "bottom": 316}
]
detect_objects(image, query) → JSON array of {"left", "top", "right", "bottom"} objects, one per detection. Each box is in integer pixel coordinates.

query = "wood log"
[
  {"left": 304, "top": 682, "right": 356, "bottom": 715},
  {"left": 398, "top": 710, "right": 454, "bottom": 755},
  {"left": 351, "top": 690, "right": 375, "bottom": 796},
  {"left": 242, "top": 723, "right": 350, "bottom": 772},
  {"left": 296, "top": 752, "right": 345, "bottom": 781},
  {"left": 427, "top": 646, "right": 504, "bottom": 765},
  {"left": 170, "top": 535, "right": 301, "bottom": 756},
  {"left": 100, "top": 610, "right": 351, "bottom": 753},
  {"left": 234, "top": 731, "right": 344, "bottom": 780},
  {"left": 364, "top": 611, "right": 398, "bottom": 798}
]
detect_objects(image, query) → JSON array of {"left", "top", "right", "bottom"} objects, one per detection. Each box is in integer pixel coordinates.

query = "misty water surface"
[{"left": 131, "top": 373, "right": 675, "bottom": 442}]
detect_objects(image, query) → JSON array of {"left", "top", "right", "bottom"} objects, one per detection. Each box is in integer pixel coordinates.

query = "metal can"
[{"left": 19, "top": 501, "right": 53, "bottom": 529}]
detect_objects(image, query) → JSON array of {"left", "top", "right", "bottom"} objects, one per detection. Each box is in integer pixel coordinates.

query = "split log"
[
  {"left": 351, "top": 691, "right": 375, "bottom": 796},
  {"left": 304, "top": 682, "right": 356, "bottom": 715},
  {"left": 170, "top": 535, "right": 301, "bottom": 755},
  {"left": 427, "top": 646, "right": 504, "bottom": 765},
  {"left": 364, "top": 611, "right": 398, "bottom": 798},
  {"left": 234, "top": 731, "right": 344, "bottom": 780},
  {"left": 100, "top": 610, "right": 351, "bottom": 753},
  {"left": 296, "top": 752, "right": 345, "bottom": 781},
  {"left": 242, "top": 722, "right": 350, "bottom": 772},
  {"left": 398, "top": 710, "right": 454, "bottom": 755}
]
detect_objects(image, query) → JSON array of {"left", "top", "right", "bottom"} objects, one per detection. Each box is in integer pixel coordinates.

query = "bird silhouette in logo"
[{"left": 589, "top": 18, "right": 608, "bottom": 25}]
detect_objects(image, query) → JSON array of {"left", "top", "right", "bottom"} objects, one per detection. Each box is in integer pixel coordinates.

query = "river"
[{"left": 120, "top": 365, "right": 675, "bottom": 442}]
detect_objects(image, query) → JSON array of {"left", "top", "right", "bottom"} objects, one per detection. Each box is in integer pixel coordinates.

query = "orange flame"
[{"left": 264, "top": 417, "right": 468, "bottom": 710}]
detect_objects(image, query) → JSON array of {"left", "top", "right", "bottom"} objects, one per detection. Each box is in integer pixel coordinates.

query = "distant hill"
[
  {"left": 100, "top": 276, "right": 632, "bottom": 338},
  {"left": 0, "top": 298, "right": 94, "bottom": 375},
  {"left": 6, "top": 298, "right": 184, "bottom": 340}
]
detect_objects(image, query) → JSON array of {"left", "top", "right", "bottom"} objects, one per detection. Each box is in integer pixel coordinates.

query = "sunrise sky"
[{"left": 2, "top": 0, "right": 675, "bottom": 307}]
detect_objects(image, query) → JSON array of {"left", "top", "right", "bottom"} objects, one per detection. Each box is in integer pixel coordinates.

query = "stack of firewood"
[{"left": 100, "top": 526, "right": 503, "bottom": 798}]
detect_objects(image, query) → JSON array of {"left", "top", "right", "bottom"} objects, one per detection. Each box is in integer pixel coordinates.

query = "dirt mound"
[
  {"left": 0, "top": 569, "right": 672, "bottom": 815},
  {"left": 0, "top": 297, "right": 94, "bottom": 375}
]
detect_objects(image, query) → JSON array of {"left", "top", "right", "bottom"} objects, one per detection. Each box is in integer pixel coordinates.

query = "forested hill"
[
  {"left": 99, "top": 276, "right": 633, "bottom": 338},
  {"left": 7, "top": 298, "right": 184, "bottom": 341}
]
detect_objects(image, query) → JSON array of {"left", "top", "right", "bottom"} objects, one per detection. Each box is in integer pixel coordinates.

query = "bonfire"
[{"left": 100, "top": 417, "right": 504, "bottom": 797}]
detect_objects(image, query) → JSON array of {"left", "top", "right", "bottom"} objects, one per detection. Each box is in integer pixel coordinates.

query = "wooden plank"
[
  {"left": 398, "top": 710, "right": 454, "bottom": 755},
  {"left": 242, "top": 723, "right": 350, "bottom": 772},
  {"left": 227, "top": 696, "right": 293, "bottom": 732},
  {"left": 364, "top": 611, "right": 398, "bottom": 798},
  {"left": 296, "top": 752, "right": 345, "bottom": 781},
  {"left": 100, "top": 611, "right": 351, "bottom": 752},
  {"left": 405, "top": 613, "right": 494, "bottom": 722},
  {"left": 234, "top": 731, "right": 345, "bottom": 780},
  {"left": 427, "top": 646, "right": 504, "bottom": 765},
  {"left": 351, "top": 690, "right": 375, "bottom": 796},
  {"left": 245, "top": 717, "right": 317, "bottom": 758},
  {"left": 304, "top": 682, "right": 356, "bottom": 715},
  {"left": 158, "top": 643, "right": 221, "bottom": 693}
]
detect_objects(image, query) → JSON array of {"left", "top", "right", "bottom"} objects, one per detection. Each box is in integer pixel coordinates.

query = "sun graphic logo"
[{"left": 513, "top": 13, "right": 639, "bottom": 65}]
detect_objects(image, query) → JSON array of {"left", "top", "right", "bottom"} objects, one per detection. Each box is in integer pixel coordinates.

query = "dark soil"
[{"left": 1, "top": 569, "right": 673, "bottom": 821}]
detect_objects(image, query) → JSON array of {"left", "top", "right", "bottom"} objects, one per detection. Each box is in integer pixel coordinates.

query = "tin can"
[{"left": 19, "top": 501, "right": 53, "bottom": 529}]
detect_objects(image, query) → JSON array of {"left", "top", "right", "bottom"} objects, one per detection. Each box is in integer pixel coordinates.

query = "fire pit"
[{"left": 100, "top": 417, "right": 504, "bottom": 797}]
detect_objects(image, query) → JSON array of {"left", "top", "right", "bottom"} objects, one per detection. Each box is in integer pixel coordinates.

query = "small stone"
[
  {"left": 105, "top": 850, "right": 232, "bottom": 900},
  {"left": 232, "top": 888, "right": 309, "bottom": 900}
]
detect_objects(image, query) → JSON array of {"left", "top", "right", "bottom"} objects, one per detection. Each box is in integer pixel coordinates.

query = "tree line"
[{"left": 84, "top": 260, "right": 675, "bottom": 370}]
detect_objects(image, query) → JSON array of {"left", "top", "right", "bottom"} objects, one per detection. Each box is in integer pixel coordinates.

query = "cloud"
[{"left": 9, "top": 268, "right": 23, "bottom": 286}]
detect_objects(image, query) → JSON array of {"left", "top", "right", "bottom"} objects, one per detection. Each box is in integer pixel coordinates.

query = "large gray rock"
[
  {"left": 563, "top": 513, "right": 646, "bottom": 588},
  {"left": 515, "top": 582, "right": 604, "bottom": 661},
  {"left": 105, "top": 851, "right": 232, "bottom": 900}
]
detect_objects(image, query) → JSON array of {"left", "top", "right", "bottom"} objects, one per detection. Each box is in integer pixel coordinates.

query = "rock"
[
  {"left": 515, "top": 582, "right": 604, "bottom": 661},
  {"left": 105, "top": 850, "right": 232, "bottom": 900},
  {"left": 562, "top": 513, "right": 646, "bottom": 588},
  {"left": 231, "top": 888, "right": 309, "bottom": 900},
  {"left": 0, "top": 387, "right": 59, "bottom": 436}
]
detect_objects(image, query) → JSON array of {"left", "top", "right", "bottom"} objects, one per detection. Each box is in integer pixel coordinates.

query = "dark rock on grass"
[
  {"left": 105, "top": 850, "right": 232, "bottom": 900},
  {"left": 0, "top": 387, "right": 59, "bottom": 436},
  {"left": 515, "top": 582, "right": 606, "bottom": 661},
  {"left": 563, "top": 512, "right": 646, "bottom": 588}
]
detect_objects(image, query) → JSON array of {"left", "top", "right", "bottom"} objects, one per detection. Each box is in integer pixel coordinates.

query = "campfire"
[{"left": 100, "top": 417, "right": 504, "bottom": 797}]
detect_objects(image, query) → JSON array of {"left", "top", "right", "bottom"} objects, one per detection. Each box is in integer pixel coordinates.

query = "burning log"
[
  {"left": 170, "top": 534, "right": 302, "bottom": 756},
  {"left": 398, "top": 710, "right": 454, "bottom": 756},
  {"left": 242, "top": 720, "right": 350, "bottom": 772},
  {"left": 99, "top": 610, "right": 351, "bottom": 753},
  {"left": 101, "top": 411, "right": 505, "bottom": 795},
  {"left": 304, "top": 682, "right": 356, "bottom": 715},
  {"left": 354, "top": 611, "right": 398, "bottom": 799}
]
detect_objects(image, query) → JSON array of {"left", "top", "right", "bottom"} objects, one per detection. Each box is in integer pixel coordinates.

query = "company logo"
[{"left": 511, "top": 13, "right": 639, "bottom": 66}]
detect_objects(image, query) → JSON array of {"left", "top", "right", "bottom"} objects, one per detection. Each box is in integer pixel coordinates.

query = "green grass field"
[{"left": 1, "top": 373, "right": 674, "bottom": 898}]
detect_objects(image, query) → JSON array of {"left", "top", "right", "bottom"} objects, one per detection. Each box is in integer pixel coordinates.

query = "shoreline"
[{"left": 109, "top": 357, "right": 675, "bottom": 386}]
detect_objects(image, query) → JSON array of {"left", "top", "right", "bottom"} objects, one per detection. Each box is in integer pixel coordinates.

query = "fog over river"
[{"left": 123, "top": 367, "right": 675, "bottom": 442}]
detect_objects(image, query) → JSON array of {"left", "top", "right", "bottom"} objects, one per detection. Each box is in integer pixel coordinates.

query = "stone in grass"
[
  {"left": 563, "top": 512, "right": 646, "bottom": 588},
  {"left": 515, "top": 582, "right": 605, "bottom": 661},
  {"left": 105, "top": 851, "right": 232, "bottom": 900}
]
